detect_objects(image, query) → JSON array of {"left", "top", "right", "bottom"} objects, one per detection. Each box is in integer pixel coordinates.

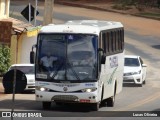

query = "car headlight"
[
  {"left": 81, "top": 88, "right": 97, "bottom": 92},
  {"left": 36, "top": 86, "right": 50, "bottom": 92}
]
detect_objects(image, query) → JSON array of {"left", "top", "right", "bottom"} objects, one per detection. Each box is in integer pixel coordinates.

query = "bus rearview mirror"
[
  {"left": 30, "top": 51, "right": 35, "bottom": 64},
  {"left": 101, "top": 55, "right": 106, "bottom": 64},
  {"left": 98, "top": 48, "right": 104, "bottom": 53},
  {"left": 98, "top": 48, "right": 106, "bottom": 64}
]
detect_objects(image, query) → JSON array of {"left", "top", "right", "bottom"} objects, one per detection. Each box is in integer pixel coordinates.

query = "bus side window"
[
  {"left": 113, "top": 31, "right": 116, "bottom": 53},
  {"left": 109, "top": 31, "right": 112, "bottom": 55},
  {"left": 119, "top": 29, "right": 124, "bottom": 52},
  {"left": 102, "top": 32, "right": 106, "bottom": 54},
  {"left": 115, "top": 30, "right": 119, "bottom": 52},
  {"left": 119, "top": 29, "right": 123, "bottom": 51},
  {"left": 110, "top": 31, "right": 114, "bottom": 53},
  {"left": 106, "top": 32, "right": 110, "bottom": 55},
  {"left": 121, "top": 29, "right": 124, "bottom": 51}
]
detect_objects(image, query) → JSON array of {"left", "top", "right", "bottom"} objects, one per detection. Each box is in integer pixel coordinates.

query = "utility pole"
[
  {"left": 34, "top": 0, "right": 38, "bottom": 26},
  {"left": 29, "top": 2, "right": 31, "bottom": 24},
  {"left": 43, "top": 0, "right": 54, "bottom": 25}
]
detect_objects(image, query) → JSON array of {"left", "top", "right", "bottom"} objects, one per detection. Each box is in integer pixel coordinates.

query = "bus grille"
[{"left": 52, "top": 95, "right": 78, "bottom": 102}]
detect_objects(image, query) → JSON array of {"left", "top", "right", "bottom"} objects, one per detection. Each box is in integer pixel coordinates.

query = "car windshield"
[
  {"left": 9, "top": 66, "right": 34, "bottom": 74},
  {"left": 36, "top": 34, "right": 98, "bottom": 81},
  {"left": 124, "top": 58, "right": 140, "bottom": 67}
]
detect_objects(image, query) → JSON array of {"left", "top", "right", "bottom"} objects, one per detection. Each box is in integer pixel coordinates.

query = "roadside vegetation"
[
  {"left": 0, "top": 44, "right": 10, "bottom": 77},
  {"left": 59, "top": 0, "right": 160, "bottom": 20},
  {"left": 113, "top": 0, "right": 160, "bottom": 10},
  {"left": 112, "top": 0, "right": 160, "bottom": 20}
]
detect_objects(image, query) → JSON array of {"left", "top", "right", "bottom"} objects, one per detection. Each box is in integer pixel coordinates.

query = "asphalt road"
[{"left": 0, "top": 0, "right": 160, "bottom": 120}]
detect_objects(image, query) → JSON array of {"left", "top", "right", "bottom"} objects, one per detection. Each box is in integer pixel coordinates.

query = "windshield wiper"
[
  {"left": 50, "top": 61, "right": 64, "bottom": 79},
  {"left": 67, "top": 59, "right": 81, "bottom": 81},
  {"left": 50, "top": 60, "right": 80, "bottom": 81}
]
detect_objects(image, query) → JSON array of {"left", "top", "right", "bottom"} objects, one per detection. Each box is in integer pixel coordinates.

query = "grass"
[
  {"left": 136, "top": 12, "right": 160, "bottom": 20},
  {"left": 112, "top": 4, "right": 132, "bottom": 10}
]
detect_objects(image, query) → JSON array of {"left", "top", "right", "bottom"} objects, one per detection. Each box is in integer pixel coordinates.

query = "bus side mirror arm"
[
  {"left": 98, "top": 48, "right": 106, "bottom": 64},
  {"left": 30, "top": 44, "right": 37, "bottom": 64},
  {"left": 32, "top": 44, "right": 37, "bottom": 51}
]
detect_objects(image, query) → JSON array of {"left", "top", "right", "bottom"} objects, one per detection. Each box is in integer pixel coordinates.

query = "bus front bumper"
[{"left": 35, "top": 90, "right": 98, "bottom": 103}]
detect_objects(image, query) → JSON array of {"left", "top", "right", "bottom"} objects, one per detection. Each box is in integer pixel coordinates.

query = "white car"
[
  {"left": 123, "top": 55, "right": 147, "bottom": 86},
  {"left": 8, "top": 64, "right": 35, "bottom": 90}
]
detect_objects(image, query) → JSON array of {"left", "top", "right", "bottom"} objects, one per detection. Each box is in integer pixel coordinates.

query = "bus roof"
[{"left": 39, "top": 20, "right": 123, "bottom": 34}]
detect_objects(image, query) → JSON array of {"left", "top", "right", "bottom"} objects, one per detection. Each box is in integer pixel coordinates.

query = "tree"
[{"left": 0, "top": 44, "right": 11, "bottom": 76}]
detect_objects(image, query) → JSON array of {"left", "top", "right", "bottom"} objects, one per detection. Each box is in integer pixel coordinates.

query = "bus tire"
[
  {"left": 4, "top": 89, "right": 12, "bottom": 94},
  {"left": 100, "top": 86, "right": 107, "bottom": 106},
  {"left": 42, "top": 102, "right": 51, "bottom": 109},
  {"left": 92, "top": 102, "right": 100, "bottom": 111},
  {"left": 107, "top": 85, "right": 116, "bottom": 107},
  {"left": 106, "top": 95, "right": 115, "bottom": 107}
]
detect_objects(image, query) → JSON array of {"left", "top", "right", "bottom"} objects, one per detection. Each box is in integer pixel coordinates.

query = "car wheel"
[
  {"left": 143, "top": 80, "right": 146, "bottom": 84},
  {"left": 42, "top": 102, "right": 51, "bottom": 110}
]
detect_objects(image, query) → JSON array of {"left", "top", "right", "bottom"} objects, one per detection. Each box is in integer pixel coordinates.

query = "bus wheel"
[
  {"left": 101, "top": 100, "right": 107, "bottom": 107},
  {"left": 101, "top": 86, "right": 107, "bottom": 106},
  {"left": 107, "top": 94, "right": 115, "bottom": 107},
  {"left": 4, "top": 89, "right": 12, "bottom": 94},
  {"left": 92, "top": 102, "right": 100, "bottom": 111},
  {"left": 107, "top": 95, "right": 115, "bottom": 107},
  {"left": 42, "top": 102, "right": 51, "bottom": 109}
]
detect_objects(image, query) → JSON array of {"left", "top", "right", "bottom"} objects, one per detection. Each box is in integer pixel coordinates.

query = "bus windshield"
[{"left": 36, "top": 34, "right": 98, "bottom": 82}]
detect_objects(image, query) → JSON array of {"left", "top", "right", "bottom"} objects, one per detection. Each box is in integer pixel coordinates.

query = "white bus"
[{"left": 30, "top": 20, "right": 124, "bottom": 111}]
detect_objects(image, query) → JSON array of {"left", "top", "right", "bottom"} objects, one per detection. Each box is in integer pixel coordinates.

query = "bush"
[
  {"left": 0, "top": 44, "right": 11, "bottom": 76},
  {"left": 112, "top": 4, "right": 132, "bottom": 10}
]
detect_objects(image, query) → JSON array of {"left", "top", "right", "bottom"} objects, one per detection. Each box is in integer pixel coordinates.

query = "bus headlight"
[
  {"left": 36, "top": 86, "right": 50, "bottom": 92},
  {"left": 81, "top": 88, "right": 97, "bottom": 92}
]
